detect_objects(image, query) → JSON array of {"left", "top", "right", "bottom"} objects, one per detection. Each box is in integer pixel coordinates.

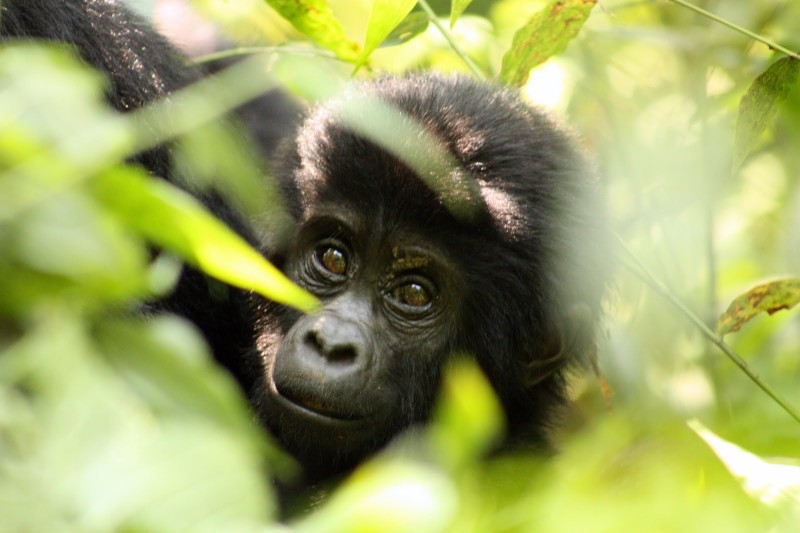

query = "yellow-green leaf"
[
  {"left": 500, "top": 0, "right": 596, "bottom": 87},
  {"left": 449, "top": 0, "right": 473, "bottom": 29},
  {"left": 359, "top": 0, "right": 418, "bottom": 66},
  {"left": 264, "top": 0, "right": 361, "bottom": 62},
  {"left": 430, "top": 358, "right": 504, "bottom": 469},
  {"left": 90, "top": 167, "right": 319, "bottom": 313},
  {"left": 716, "top": 279, "right": 800, "bottom": 337},
  {"left": 733, "top": 57, "right": 800, "bottom": 172},
  {"left": 381, "top": 12, "right": 429, "bottom": 48}
]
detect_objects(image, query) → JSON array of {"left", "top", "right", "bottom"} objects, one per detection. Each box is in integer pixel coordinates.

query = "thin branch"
[
  {"left": 615, "top": 233, "right": 800, "bottom": 424},
  {"left": 666, "top": 0, "right": 800, "bottom": 61},
  {"left": 416, "top": 0, "right": 487, "bottom": 79}
]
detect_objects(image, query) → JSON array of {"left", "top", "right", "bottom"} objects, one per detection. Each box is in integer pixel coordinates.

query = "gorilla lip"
[{"left": 271, "top": 379, "right": 364, "bottom": 423}]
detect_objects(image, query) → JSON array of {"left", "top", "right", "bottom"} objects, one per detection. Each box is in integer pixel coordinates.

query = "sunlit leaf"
[
  {"left": 690, "top": 420, "right": 800, "bottom": 507},
  {"left": 264, "top": 0, "right": 361, "bottom": 62},
  {"left": 716, "top": 279, "right": 800, "bottom": 337},
  {"left": 500, "top": 0, "right": 596, "bottom": 87},
  {"left": 298, "top": 461, "right": 457, "bottom": 533},
  {"left": 449, "top": 0, "right": 473, "bottom": 29},
  {"left": 360, "top": 0, "right": 418, "bottom": 65},
  {"left": 380, "top": 11, "right": 429, "bottom": 48},
  {"left": 90, "top": 168, "right": 319, "bottom": 313},
  {"left": 430, "top": 358, "right": 504, "bottom": 468},
  {"left": 733, "top": 57, "right": 800, "bottom": 172}
]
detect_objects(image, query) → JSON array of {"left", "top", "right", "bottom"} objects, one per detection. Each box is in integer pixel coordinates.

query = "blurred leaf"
[
  {"left": 500, "top": 0, "right": 596, "bottom": 87},
  {"left": 175, "top": 122, "right": 284, "bottom": 220},
  {"left": 331, "top": 94, "right": 482, "bottom": 220},
  {"left": 0, "top": 191, "right": 149, "bottom": 313},
  {"left": 97, "top": 317, "right": 256, "bottom": 431},
  {"left": 298, "top": 460, "right": 457, "bottom": 533},
  {"left": 380, "top": 12, "right": 429, "bottom": 48},
  {"left": 450, "top": 0, "right": 473, "bottom": 29},
  {"left": 430, "top": 358, "right": 504, "bottom": 469},
  {"left": 0, "top": 44, "right": 131, "bottom": 220},
  {"left": 263, "top": 0, "right": 361, "bottom": 62},
  {"left": 0, "top": 316, "right": 272, "bottom": 532},
  {"left": 716, "top": 279, "right": 800, "bottom": 337},
  {"left": 271, "top": 52, "right": 347, "bottom": 102},
  {"left": 89, "top": 167, "right": 319, "bottom": 313},
  {"left": 359, "top": 0, "right": 418, "bottom": 66},
  {"left": 734, "top": 57, "right": 800, "bottom": 172},
  {"left": 525, "top": 414, "right": 771, "bottom": 532},
  {"left": 690, "top": 420, "right": 800, "bottom": 509}
]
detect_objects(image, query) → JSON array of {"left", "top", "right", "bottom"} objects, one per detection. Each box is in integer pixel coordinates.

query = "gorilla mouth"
[{"left": 274, "top": 384, "right": 363, "bottom": 423}]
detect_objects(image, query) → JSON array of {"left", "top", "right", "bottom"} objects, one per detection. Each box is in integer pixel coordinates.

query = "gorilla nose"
[{"left": 304, "top": 317, "right": 368, "bottom": 366}]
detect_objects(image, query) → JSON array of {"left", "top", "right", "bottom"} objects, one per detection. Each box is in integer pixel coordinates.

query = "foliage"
[{"left": 2, "top": 0, "right": 800, "bottom": 531}]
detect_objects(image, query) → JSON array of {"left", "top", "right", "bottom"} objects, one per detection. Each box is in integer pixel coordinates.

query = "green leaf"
[
  {"left": 359, "top": 0, "right": 418, "bottom": 66},
  {"left": 299, "top": 461, "right": 457, "bottom": 533},
  {"left": 380, "top": 11, "right": 429, "bottom": 48},
  {"left": 690, "top": 419, "right": 800, "bottom": 506},
  {"left": 90, "top": 167, "right": 319, "bottom": 313},
  {"left": 264, "top": 0, "right": 361, "bottom": 62},
  {"left": 716, "top": 279, "right": 800, "bottom": 337},
  {"left": 449, "top": 0, "right": 473, "bottom": 29},
  {"left": 0, "top": 317, "right": 274, "bottom": 532},
  {"left": 733, "top": 57, "right": 800, "bottom": 172},
  {"left": 429, "top": 358, "right": 504, "bottom": 469},
  {"left": 500, "top": 0, "right": 597, "bottom": 87}
]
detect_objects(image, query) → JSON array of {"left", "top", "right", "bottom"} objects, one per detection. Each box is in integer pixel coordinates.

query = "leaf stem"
[
  {"left": 615, "top": 233, "right": 800, "bottom": 424},
  {"left": 416, "top": 0, "right": 486, "bottom": 79},
  {"left": 666, "top": 0, "right": 800, "bottom": 61}
]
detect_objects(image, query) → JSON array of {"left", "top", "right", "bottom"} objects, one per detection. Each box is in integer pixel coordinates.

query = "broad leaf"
[
  {"left": 90, "top": 168, "right": 319, "bottom": 313},
  {"left": 500, "top": 0, "right": 596, "bottom": 87},
  {"left": 264, "top": 0, "right": 361, "bottom": 62},
  {"left": 690, "top": 420, "right": 800, "bottom": 506},
  {"left": 450, "top": 0, "right": 473, "bottom": 29},
  {"left": 0, "top": 317, "right": 273, "bottom": 531},
  {"left": 716, "top": 279, "right": 800, "bottom": 337},
  {"left": 430, "top": 358, "right": 504, "bottom": 469},
  {"left": 360, "top": 0, "right": 418, "bottom": 64},
  {"left": 380, "top": 11, "right": 429, "bottom": 48},
  {"left": 733, "top": 57, "right": 800, "bottom": 172}
]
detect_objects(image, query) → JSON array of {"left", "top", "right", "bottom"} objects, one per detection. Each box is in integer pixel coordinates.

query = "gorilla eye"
[
  {"left": 318, "top": 246, "right": 348, "bottom": 275},
  {"left": 392, "top": 282, "right": 431, "bottom": 308}
]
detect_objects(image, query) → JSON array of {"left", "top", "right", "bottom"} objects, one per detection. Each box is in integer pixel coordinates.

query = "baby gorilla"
[{"left": 235, "top": 74, "right": 609, "bottom": 478}]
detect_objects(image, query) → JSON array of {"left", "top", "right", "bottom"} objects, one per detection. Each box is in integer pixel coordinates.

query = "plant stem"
[
  {"left": 615, "top": 233, "right": 800, "bottom": 424},
  {"left": 416, "top": 0, "right": 486, "bottom": 79},
  {"left": 666, "top": 0, "right": 800, "bottom": 61}
]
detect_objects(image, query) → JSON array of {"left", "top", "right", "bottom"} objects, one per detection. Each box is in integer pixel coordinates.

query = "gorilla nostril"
[
  {"left": 304, "top": 330, "right": 324, "bottom": 353},
  {"left": 325, "top": 345, "right": 357, "bottom": 363}
]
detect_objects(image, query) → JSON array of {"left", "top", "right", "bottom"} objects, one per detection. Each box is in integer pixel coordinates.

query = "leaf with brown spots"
[
  {"left": 500, "top": 0, "right": 596, "bottom": 87},
  {"left": 716, "top": 279, "right": 800, "bottom": 337}
]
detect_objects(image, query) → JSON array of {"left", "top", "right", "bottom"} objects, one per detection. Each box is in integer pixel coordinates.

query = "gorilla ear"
[{"left": 521, "top": 303, "right": 597, "bottom": 386}]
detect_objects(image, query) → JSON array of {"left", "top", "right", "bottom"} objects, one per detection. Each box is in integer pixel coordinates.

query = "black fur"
[{"left": 1, "top": 0, "right": 609, "bottom": 483}]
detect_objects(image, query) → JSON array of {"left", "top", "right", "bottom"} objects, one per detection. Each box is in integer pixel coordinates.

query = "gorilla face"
[
  {"left": 243, "top": 73, "right": 609, "bottom": 477},
  {"left": 251, "top": 131, "right": 469, "bottom": 474}
]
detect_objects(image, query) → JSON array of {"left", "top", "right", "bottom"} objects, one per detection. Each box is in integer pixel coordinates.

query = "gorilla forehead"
[{"left": 290, "top": 73, "right": 574, "bottom": 241}]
